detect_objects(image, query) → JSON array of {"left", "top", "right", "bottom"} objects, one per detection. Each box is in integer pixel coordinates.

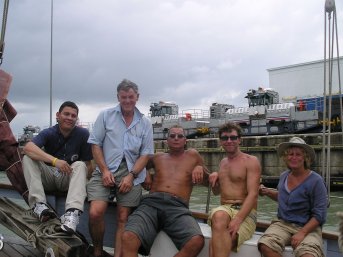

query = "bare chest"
[{"left": 219, "top": 161, "right": 247, "bottom": 182}]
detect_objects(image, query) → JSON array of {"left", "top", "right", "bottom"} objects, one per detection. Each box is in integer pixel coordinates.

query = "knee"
[
  {"left": 89, "top": 204, "right": 106, "bottom": 222},
  {"left": 72, "top": 161, "right": 87, "bottom": 174},
  {"left": 187, "top": 235, "right": 204, "bottom": 252},
  {"left": 258, "top": 243, "right": 270, "bottom": 255},
  {"left": 122, "top": 231, "right": 138, "bottom": 242},
  {"left": 73, "top": 161, "right": 87, "bottom": 168},
  {"left": 211, "top": 211, "right": 228, "bottom": 230},
  {"left": 22, "top": 155, "right": 30, "bottom": 163},
  {"left": 122, "top": 231, "right": 140, "bottom": 249}
]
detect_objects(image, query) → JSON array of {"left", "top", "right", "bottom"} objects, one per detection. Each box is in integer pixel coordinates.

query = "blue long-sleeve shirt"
[{"left": 277, "top": 170, "right": 328, "bottom": 226}]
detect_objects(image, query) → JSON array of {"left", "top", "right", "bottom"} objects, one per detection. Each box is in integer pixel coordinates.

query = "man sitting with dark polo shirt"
[{"left": 22, "top": 101, "right": 92, "bottom": 234}]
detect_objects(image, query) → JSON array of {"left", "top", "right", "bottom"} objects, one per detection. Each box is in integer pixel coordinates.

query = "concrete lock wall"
[{"left": 154, "top": 133, "right": 343, "bottom": 178}]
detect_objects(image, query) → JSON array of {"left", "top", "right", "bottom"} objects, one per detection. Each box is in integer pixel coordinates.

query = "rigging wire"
[
  {"left": 0, "top": 0, "right": 9, "bottom": 66},
  {"left": 323, "top": 0, "right": 342, "bottom": 200},
  {"left": 50, "top": 0, "right": 54, "bottom": 127}
]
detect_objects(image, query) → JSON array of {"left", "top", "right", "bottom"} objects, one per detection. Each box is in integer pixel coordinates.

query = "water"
[{"left": 189, "top": 185, "right": 343, "bottom": 233}]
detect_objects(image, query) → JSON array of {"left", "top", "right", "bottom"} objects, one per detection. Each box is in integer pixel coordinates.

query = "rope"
[
  {"left": 5, "top": 160, "right": 21, "bottom": 171},
  {"left": 337, "top": 212, "right": 343, "bottom": 253},
  {"left": 203, "top": 166, "right": 212, "bottom": 213},
  {"left": 23, "top": 209, "right": 83, "bottom": 250}
]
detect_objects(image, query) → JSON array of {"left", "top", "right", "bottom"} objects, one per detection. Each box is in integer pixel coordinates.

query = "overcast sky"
[{"left": 2, "top": 0, "right": 343, "bottom": 136}]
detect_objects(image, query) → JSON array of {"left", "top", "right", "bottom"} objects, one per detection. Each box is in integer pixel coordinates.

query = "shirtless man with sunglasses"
[
  {"left": 122, "top": 125, "right": 207, "bottom": 257},
  {"left": 208, "top": 122, "right": 261, "bottom": 257}
]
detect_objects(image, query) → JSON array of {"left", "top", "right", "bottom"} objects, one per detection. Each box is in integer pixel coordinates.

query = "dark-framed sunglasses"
[
  {"left": 169, "top": 133, "right": 185, "bottom": 139},
  {"left": 219, "top": 135, "right": 239, "bottom": 141}
]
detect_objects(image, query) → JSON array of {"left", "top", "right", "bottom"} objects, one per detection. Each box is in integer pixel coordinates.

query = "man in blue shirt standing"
[
  {"left": 258, "top": 137, "right": 328, "bottom": 257},
  {"left": 87, "top": 79, "right": 154, "bottom": 257},
  {"left": 23, "top": 101, "right": 93, "bottom": 234}
]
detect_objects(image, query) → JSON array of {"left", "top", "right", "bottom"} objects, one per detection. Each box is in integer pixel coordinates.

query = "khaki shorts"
[
  {"left": 208, "top": 204, "right": 257, "bottom": 251},
  {"left": 86, "top": 160, "right": 142, "bottom": 207},
  {"left": 258, "top": 218, "right": 324, "bottom": 257}
]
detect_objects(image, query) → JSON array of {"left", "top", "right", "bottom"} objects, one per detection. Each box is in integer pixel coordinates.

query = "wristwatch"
[{"left": 129, "top": 170, "right": 138, "bottom": 179}]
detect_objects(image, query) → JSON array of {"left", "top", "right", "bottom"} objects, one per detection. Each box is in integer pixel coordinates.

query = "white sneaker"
[
  {"left": 33, "top": 202, "right": 57, "bottom": 222},
  {"left": 60, "top": 210, "right": 80, "bottom": 234}
]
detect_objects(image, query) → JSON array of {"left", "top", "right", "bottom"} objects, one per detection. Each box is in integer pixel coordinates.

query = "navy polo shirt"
[{"left": 32, "top": 124, "right": 92, "bottom": 164}]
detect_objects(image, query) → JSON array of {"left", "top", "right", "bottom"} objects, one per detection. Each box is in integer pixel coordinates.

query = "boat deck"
[{"left": 0, "top": 236, "right": 44, "bottom": 257}]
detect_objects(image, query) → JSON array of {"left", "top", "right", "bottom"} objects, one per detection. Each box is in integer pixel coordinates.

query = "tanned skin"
[
  {"left": 209, "top": 127, "right": 261, "bottom": 257},
  {"left": 122, "top": 126, "right": 207, "bottom": 257},
  {"left": 89, "top": 87, "right": 150, "bottom": 257}
]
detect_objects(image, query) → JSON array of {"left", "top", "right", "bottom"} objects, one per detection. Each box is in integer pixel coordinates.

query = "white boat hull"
[{"left": 150, "top": 223, "right": 295, "bottom": 257}]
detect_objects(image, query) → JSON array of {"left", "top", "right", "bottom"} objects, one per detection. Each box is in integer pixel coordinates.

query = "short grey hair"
[
  {"left": 168, "top": 125, "right": 185, "bottom": 136},
  {"left": 117, "top": 79, "right": 139, "bottom": 94}
]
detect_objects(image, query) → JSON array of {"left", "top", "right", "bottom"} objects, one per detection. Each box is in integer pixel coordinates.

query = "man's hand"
[
  {"left": 209, "top": 172, "right": 219, "bottom": 187},
  {"left": 55, "top": 159, "right": 73, "bottom": 175},
  {"left": 102, "top": 170, "right": 115, "bottom": 187},
  {"left": 118, "top": 174, "right": 134, "bottom": 193},
  {"left": 142, "top": 171, "right": 152, "bottom": 191},
  {"left": 228, "top": 216, "right": 243, "bottom": 238},
  {"left": 192, "top": 165, "right": 204, "bottom": 184}
]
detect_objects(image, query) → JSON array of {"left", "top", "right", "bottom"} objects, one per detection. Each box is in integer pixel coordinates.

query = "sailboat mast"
[{"left": 49, "top": 0, "right": 53, "bottom": 127}]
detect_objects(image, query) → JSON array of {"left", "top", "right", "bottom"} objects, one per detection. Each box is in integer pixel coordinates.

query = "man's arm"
[
  {"left": 142, "top": 167, "right": 153, "bottom": 191},
  {"left": 85, "top": 160, "right": 94, "bottom": 179},
  {"left": 23, "top": 141, "right": 73, "bottom": 175},
  {"left": 191, "top": 165, "right": 205, "bottom": 184},
  {"left": 23, "top": 141, "right": 55, "bottom": 164},
  {"left": 190, "top": 149, "right": 209, "bottom": 185},
  {"left": 130, "top": 154, "right": 151, "bottom": 176},
  {"left": 209, "top": 172, "right": 220, "bottom": 195},
  {"left": 91, "top": 144, "right": 114, "bottom": 187},
  {"left": 118, "top": 154, "right": 151, "bottom": 193}
]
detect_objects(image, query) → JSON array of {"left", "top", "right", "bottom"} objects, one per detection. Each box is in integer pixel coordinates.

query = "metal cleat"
[{"left": 45, "top": 247, "right": 56, "bottom": 257}]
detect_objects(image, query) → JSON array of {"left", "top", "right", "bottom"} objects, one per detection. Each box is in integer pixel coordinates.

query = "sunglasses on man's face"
[
  {"left": 169, "top": 133, "right": 185, "bottom": 139},
  {"left": 219, "top": 135, "right": 239, "bottom": 141}
]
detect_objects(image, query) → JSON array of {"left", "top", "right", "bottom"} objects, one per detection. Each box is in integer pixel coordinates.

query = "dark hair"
[
  {"left": 218, "top": 122, "right": 242, "bottom": 138},
  {"left": 117, "top": 79, "right": 139, "bottom": 94},
  {"left": 59, "top": 101, "right": 79, "bottom": 114}
]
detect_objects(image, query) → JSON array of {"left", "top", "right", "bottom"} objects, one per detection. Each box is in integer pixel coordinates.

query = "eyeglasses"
[
  {"left": 219, "top": 135, "right": 239, "bottom": 141},
  {"left": 169, "top": 134, "right": 185, "bottom": 139}
]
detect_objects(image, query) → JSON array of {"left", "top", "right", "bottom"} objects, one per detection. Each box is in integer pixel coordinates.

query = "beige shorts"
[
  {"left": 87, "top": 160, "right": 142, "bottom": 207},
  {"left": 258, "top": 218, "right": 324, "bottom": 257},
  {"left": 208, "top": 204, "right": 257, "bottom": 251}
]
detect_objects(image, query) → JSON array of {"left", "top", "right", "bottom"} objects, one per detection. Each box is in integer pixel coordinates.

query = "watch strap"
[{"left": 129, "top": 170, "right": 138, "bottom": 179}]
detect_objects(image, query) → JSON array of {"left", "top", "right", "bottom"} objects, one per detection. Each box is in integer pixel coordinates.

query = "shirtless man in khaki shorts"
[{"left": 208, "top": 122, "right": 261, "bottom": 257}]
